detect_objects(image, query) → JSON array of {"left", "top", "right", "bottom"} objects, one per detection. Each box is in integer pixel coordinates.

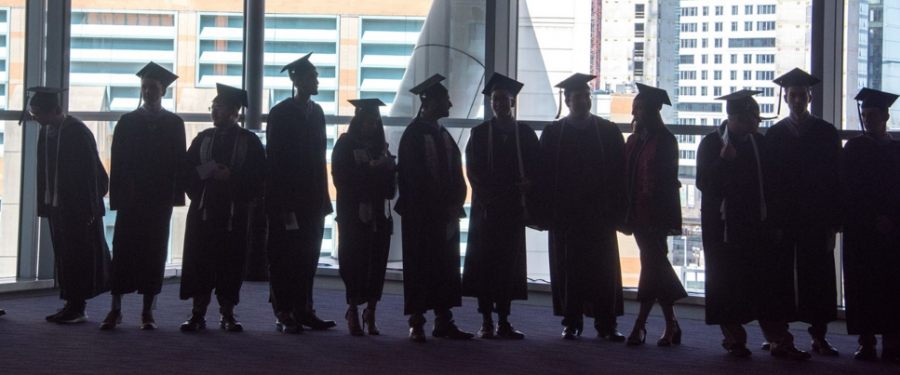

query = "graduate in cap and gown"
[
  {"left": 842, "top": 88, "right": 900, "bottom": 363},
  {"left": 395, "top": 74, "right": 473, "bottom": 342},
  {"left": 620, "top": 84, "right": 688, "bottom": 347},
  {"left": 101, "top": 62, "right": 186, "bottom": 330},
  {"left": 762, "top": 68, "right": 842, "bottom": 355},
  {"left": 332, "top": 98, "right": 396, "bottom": 336},
  {"left": 697, "top": 90, "right": 810, "bottom": 360},
  {"left": 461, "top": 73, "right": 538, "bottom": 340},
  {"left": 28, "top": 87, "right": 111, "bottom": 324},
  {"left": 265, "top": 53, "right": 337, "bottom": 333},
  {"left": 179, "top": 84, "right": 265, "bottom": 332},
  {"left": 537, "top": 73, "right": 627, "bottom": 341}
]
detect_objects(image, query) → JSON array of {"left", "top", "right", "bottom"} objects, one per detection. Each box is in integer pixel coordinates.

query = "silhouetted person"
[
  {"left": 621, "top": 84, "right": 687, "bottom": 347},
  {"left": 179, "top": 84, "right": 265, "bottom": 333},
  {"left": 697, "top": 90, "right": 809, "bottom": 360},
  {"left": 843, "top": 88, "right": 900, "bottom": 363},
  {"left": 29, "top": 87, "right": 111, "bottom": 324},
  {"left": 265, "top": 53, "right": 336, "bottom": 333},
  {"left": 462, "top": 74, "right": 538, "bottom": 340},
  {"left": 396, "top": 74, "right": 473, "bottom": 342},
  {"left": 102, "top": 62, "right": 185, "bottom": 331},
  {"left": 332, "top": 98, "right": 396, "bottom": 336},
  {"left": 537, "top": 73, "right": 626, "bottom": 341},
  {"left": 763, "top": 68, "right": 841, "bottom": 355}
]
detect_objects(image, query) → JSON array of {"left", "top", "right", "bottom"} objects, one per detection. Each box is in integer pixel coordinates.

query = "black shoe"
[
  {"left": 771, "top": 345, "right": 812, "bottom": 360},
  {"left": 854, "top": 345, "right": 878, "bottom": 362},
  {"left": 180, "top": 314, "right": 206, "bottom": 332},
  {"left": 726, "top": 344, "right": 753, "bottom": 358},
  {"left": 220, "top": 314, "right": 243, "bottom": 332},
  {"left": 496, "top": 322, "right": 525, "bottom": 340},
  {"left": 477, "top": 322, "right": 494, "bottom": 339},
  {"left": 275, "top": 317, "right": 302, "bottom": 333},
  {"left": 432, "top": 320, "right": 474, "bottom": 339},
  {"left": 55, "top": 306, "right": 88, "bottom": 324},
  {"left": 410, "top": 325, "right": 427, "bottom": 342},
  {"left": 99, "top": 309, "right": 122, "bottom": 330},
  {"left": 140, "top": 311, "right": 157, "bottom": 330},
  {"left": 598, "top": 328, "right": 626, "bottom": 342},
  {"left": 0, "top": 309, "right": 6, "bottom": 317},
  {"left": 45, "top": 305, "right": 68, "bottom": 322},
  {"left": 298, "top": 312, "right": 337, "bottom": 330},
  {"left": 761, "top": 341, "right": 771, "bottom": 351},
  {"left": 812, "top": 338, "right": 839, "bottom": 356},
  {"left": 562, "top": 325, "right": 581, "bottom": 340}
]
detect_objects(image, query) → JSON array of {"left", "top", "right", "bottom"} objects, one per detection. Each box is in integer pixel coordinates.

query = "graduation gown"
[
  {"left": 461, "top": 120, "right": 540, "bottom": 303},
  {"left": 697, "top": 123, "right": 791, "bottom": 324},
  {"left": 395, "top": 117, "right": 467, "bottom": 315},
  {"left": 180, "top": 125, "right": 266, "bottom": 304},
  {"left": 332, "top": 133, "right": 395, "bottom": 305},
  {"left": 109, "top": 107, "right": 186, "bottom": 295},
  {"left": 623, "top": 126, "right": 687, "bottom": 304},
  {"left": 765, "top": 115, "right": 840, "bottom": 324},
  {"left": 265, "top": 98, "right": 333, "bottom": 315},
  {"left": 842, "top": 134, "right": 900, "bottom": 335},
  {"left": 538, "top": 115, "right": 626, "bottom": 321},
  {"left": 37, "top": 116, "right": 111, "bottom": 301}
]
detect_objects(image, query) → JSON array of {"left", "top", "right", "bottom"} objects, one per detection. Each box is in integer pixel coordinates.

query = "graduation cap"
[
  {"left": 634, "top": 83, "right": 672, "bottom": 110},
  {"left": 137, "top": 62, "right": 178, "bottom": 88},
  {"left": 482, "top": 73, "right": 524, "bottom": 96},
  {"left": 20, "top": 87, "right": 67, "bottom": 125},
  {"left": 281, "top": 52, "right": 315, "bottom": 82},
  {"left": 853, "top": 88, "right": 899, "bottom": 128},
  {"left": 554, "top": 73, "right": 596, "bottom": 118},
  {"left": 348, "top": 98, "right": 386, "bottom": 115},
  {"left": 409, "top": 74, "right": 448, "bottom": 101},
  {"left": 214, "top": 83, "right": 249, "bottom": 109},
  {"left": 771, "top": 68, "right": 821, "bottom": 117},
  {"left": 715, "top": 89, "right": 770, "bottom": 119}
]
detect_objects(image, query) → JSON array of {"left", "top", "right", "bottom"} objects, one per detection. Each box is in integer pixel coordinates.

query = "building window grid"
[
  {"left": 758, "top": 5, "right": 776, "bottom": 15},
  {"left": 756, "top": 71, "right": 775, "bottom": 80},
  {"left": 757, "top": 21, "right": 776, "bottom": 31}
]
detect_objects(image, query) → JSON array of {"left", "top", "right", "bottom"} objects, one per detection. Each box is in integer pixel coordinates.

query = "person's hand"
[
  {"left": 876, "top": 215, "right": 894, "bottom": 234},
  {"left": 213, "top": 164, "right": 231, "bottom": 181},
  {"left": 720, "top": 143, "right": 736, "bottom": 160}
]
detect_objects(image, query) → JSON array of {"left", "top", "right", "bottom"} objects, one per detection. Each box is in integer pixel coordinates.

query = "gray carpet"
[{"left": 0, "top": 280, "right": 896, "bottom": 374}]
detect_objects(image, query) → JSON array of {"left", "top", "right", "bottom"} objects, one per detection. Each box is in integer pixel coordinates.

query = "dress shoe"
[
  {"left": 298, "top": 311, "right": 337, "bottom": 330},
  {"left": 409, "top": 325, "right": 427, "bottom": 342},
  {"left": 854, "top": 345, "right": 878, "bottom": 361},
  {"left": 725, "top": 344, "right": 752, "bottom": 358},
  {"left": 362, "top": 308, "right": 379, "bottom": 335},
  {"left": 626, "top": 326, "right": 646, "bottom": 346},
  {"left": 658, "top": 319, "right": 682, "bottom": 346},
  {"left": 346, "top": 309, "right": 364, "bottom": 336},
  {"left": 55, "top": 306, "right": 88, "bottom": 324},
  {"left": 761, "top": 341, "right": 771, "bottom": 351},
  {"left": 770, "top": 345, "right": 812, "bottom": 360},
  {"left": 562, "top": 325, "right": 582, "bottom": 340},
  {"left": 275, "top": 317, "right": 302, "bottom": 333},
  {"left": 140, "top": 311, "right": 157, "bottom": 330},
  {"left": 99, "top": 309, "right": 122, "bottom": 330},
  {"left": 496, "top": 322, "right": 525, "bottom": 340},
  {"left": 477, "top": 322, "right": 495, "bottom": 339},
  {"left": 180, "top": 314, "right": 206, "bottom": 332},
  {"left": 432, "top": 320, "right": 474, "bottom": 339},
  {"left": 220, "top": 314, "right": 243, "bottom": 332},
  {"left": 811, "top": 338, "right": 839, "bottom": 356},
  {"left": 598, "top": 328, "right": 626, "bottom": 342}
]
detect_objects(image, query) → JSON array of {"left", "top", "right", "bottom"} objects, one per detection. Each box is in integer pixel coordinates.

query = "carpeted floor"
[{"left": 0, "top": 279, "right": 897, "bottom": 375}]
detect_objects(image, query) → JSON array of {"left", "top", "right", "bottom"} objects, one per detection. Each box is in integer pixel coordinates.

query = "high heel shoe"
[
  {"left": 346, "top": 309, "right": 364, "bottom": 336},
  {"left": 658, "top": 319, "right": 682, "bottom": 346},
  {"left": 362, "top": 308, "right": 379, "bottom": 335},
  {"left": 626, "top": 320, "right": 646, "bottom": 346}
]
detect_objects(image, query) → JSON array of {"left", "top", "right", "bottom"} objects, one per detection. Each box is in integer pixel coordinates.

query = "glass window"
[
  {"left": 701, "top": 70, "right": 708, "bottom": 80},
  {"left": 635, "top": 23, "right": 645, "bottom": 37},
  {"left": 731, "top": 21, "right": 737, "bottom": 32},
  {"left": 715, "top": 6, "right": 723, "bottom": 16},
  {"left": 744, "top": 21, "right": 753, "bottom": 31},
  {"left": 635, "top": 4, "right": 645, "bottom": 19},
  {"left": 732, "top": 5, "right": 738, "bottom": 15},
  {"left": 743, "top": 70, "right": 753, "bottom": 80},
  {"left": 714, "top": 70, "right": 722, "bottom": 80},
  {"left": 745, "top": 5, "right": 753, "bottom": 15},
  {"left": 714, "top": 86, "right": 722, "bottom": 96},
  {"left": 714, "top": 22, "right": 722, "bottom": 32},
  {"left": 0, "top": 3, "right": 26, "bottom": 279},
  {"left": 702, "top": 22, "right": 708, "bottom": 32},
  {"left": 744, "top": 54, "right": 752, "bottom": 63},
  {"left": 702, "top": 6, "right": 709, "bottom": 16},
  {"left": 701, "top": 54, "right": 708, "bottom": 64},
  {"left": 701, "top": 38, "right": 708, "bottom": 48},
  {"left": 757, "top": 21, "right": 776, "bottom": 31},
  {"left": 714, "top": 54, "right": 722, "bottom": 64},
  {"left": 701, "top": 86, "right": 708, "bottom": 96},
  {"left": 730, "top": 54, "right": 737, "bottom": 64},
  {"left": 680, "top": 55, "right": 694, "bottom": 64},
  {"left": 730, "top": 70, "right": 737, "bottom": 80}
]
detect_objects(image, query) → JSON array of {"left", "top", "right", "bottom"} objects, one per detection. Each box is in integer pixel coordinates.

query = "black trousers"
[{"left": 267, "top": 213, "right": 325, "bottom": 317}]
